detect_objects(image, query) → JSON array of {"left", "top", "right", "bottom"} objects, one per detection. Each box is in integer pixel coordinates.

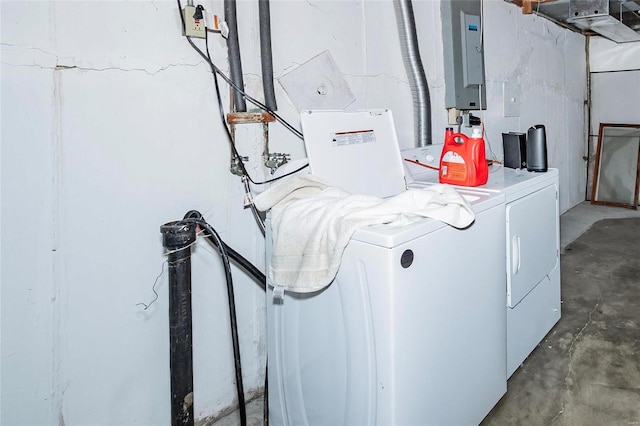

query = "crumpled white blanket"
[{"left": 253, "top": 174, "right": 475, "bottom": 294}]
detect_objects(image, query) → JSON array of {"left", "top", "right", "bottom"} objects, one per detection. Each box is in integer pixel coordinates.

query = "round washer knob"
[{"left": 400, "top": 250, "right": 414, "bottom": 268}]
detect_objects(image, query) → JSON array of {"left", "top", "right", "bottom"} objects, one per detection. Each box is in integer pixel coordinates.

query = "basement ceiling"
[{"left": 507, "top": 0, "right": 640, "bottom": 43}]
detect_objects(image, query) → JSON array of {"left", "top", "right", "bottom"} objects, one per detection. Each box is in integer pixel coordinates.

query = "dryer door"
[{"left": 506, "top": 184, "right": 558, "bottom": 308}]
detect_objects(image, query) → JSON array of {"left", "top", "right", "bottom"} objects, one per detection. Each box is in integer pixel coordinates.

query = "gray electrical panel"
[{"left": 441, "top": 0, "right": 486, "bottom": 110}]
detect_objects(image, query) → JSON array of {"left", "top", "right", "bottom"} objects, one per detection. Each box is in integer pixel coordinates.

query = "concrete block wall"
[{"left": 1, "top": 1, "right": 588, "bottom": 423}]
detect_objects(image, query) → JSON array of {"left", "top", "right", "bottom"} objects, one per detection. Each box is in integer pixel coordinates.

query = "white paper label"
[{"left": 332, "top": 130, "right": 376, "bottom": 147}]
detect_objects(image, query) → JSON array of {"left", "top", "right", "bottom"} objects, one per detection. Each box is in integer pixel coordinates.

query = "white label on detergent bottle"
[
  {"left": 441, "top": 151, "right": 467, "bottom": 181},
  {"left": 442, "top": 151, "right": 465, "bottom": 163}
]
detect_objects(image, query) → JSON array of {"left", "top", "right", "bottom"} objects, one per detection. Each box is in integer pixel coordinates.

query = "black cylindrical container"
[
  {"left": 161, "top": 221, "right": 197, "bottom": 426},
  {"left": 526, "top": 124, "right": 548, "bottom": 172}
]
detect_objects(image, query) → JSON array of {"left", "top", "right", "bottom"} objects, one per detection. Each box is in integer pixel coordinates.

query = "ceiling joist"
[{"left": 516, "top": 0, "right": 558, "bottom": 14}]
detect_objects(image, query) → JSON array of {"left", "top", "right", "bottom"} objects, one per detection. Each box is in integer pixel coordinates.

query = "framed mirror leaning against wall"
[{"left": 591, "top": 123, "right": 640, "bottom": 209}]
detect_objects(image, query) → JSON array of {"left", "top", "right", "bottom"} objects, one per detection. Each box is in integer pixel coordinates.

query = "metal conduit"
[{"left": 393, "top": 0, "right": 432, "bottom": 146}]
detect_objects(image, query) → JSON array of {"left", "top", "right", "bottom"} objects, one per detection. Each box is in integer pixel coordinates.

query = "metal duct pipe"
[
  {"left": 161, "top": 221, "right": 197, "bottom": 426},
  {"left": 393, "top": 0, "right": 432, "bottom": 146},
  {"left": 259, "top": 0, "right": 277, "bottom": 112},
  {"left": 224, "top": 0, "right": 247, "bottom": 112}
]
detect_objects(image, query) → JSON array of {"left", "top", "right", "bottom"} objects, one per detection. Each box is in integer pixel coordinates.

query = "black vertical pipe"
[
  {"left": 224, "top": 0, "right": 247, "bottom": 112},
  {"left": 161, "top": 221, "right": 197, "bottom": 426},
  {"left": 259, "top": 0, "right": 277, "bottom": 112}
]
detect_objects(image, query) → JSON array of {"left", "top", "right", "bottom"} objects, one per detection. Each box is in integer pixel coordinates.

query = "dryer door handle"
[{"left": 512, "top": 235, "right": 521, "bottom": 275}]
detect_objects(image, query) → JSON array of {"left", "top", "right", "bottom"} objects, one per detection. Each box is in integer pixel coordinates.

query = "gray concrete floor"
[
  {"left": 201, "top": 397, "right": 263, "bottom": 426},
  {"left": 560, "top": 201, "right": 640, "bottom": 251},
  {"left": 210, "top": 201, "right": 640, "bottom": 426},
  {"left": 484, "top": 203, "right": 640, "bottom": 425}
]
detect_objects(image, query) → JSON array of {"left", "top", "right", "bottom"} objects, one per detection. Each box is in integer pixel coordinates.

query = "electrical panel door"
[{"left": 441, "top": 0, "right": 487, "bottom": 110}]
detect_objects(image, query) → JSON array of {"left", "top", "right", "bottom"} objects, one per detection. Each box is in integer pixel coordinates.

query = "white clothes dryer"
[{"left": 403, "top": 145, "right": 562, "bottom": 377}]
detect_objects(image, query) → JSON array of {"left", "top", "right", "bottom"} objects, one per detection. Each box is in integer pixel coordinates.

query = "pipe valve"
[{"left": 264, "top": 152, "right": 291, "bottom": 174}]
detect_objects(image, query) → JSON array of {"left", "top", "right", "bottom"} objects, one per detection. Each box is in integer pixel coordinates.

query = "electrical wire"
[
  {"left": 203, "top": 33, "right": 265, "bottom": 233},
  {"left": 136, "top": 260, "right": 168, "bottom": 310},
  {"left": 206, "top": 32, "right": 302, "bottom": 139},
  {"left": 175, "top": 7, "right": 284, "bottom": 418},
  {"left": 178, "top": 0, "right": 302, "bottom": 139},
  {"left": 243, "top": 176, "right": 266, "bottom": 236},
  {"left": 204, "top": 222, "right": 246, "bottom": 426},
  {"left": 176, "top": 0, "right": 309, "bottom": 187},
  {"left": 404, "top": 158, "right": 439, "bottom": 171},
  {"left": 181, "top": 212, "right": 249, "bottom": 426},
  {"left": 477, "top": 0, "right": 498, "bottom": 163},
  {"left": 478, "top": 0, "right": 484, "bottom": 55},
  {"left": 173, "top": 6, "right": 301, "bottom": 424},
  {"left": 181, "top": 211, "right": 270, "bottom": 426},
  {"left": 204, "top": 31, "right": 275, "bottom": 234},
  {"left": 202, "top": 28, "right": 308, "bottom": 185},
  {"left": 481, "top": 119, "right": 498, "bottom": 162},
  {"left": 183, "top": 211, "right": 266, "bottom": 288}
]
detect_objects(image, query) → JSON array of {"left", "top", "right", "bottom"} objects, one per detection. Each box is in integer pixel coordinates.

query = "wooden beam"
[{"left": 521, "top": 0, "right": 557, "bottom": 14}]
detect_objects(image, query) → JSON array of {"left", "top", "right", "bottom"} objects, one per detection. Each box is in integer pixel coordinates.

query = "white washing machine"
[
  {"left": 266, "top": 110, "right": 507, "bottom": 425},
  {"left": 403, "top": 144, "right": 562, "bottom": 377}
]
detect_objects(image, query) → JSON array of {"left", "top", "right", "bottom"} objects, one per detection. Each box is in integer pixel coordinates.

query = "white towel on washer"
[{"left": 253, "top": 174, "right": 475, "bottom": 294}]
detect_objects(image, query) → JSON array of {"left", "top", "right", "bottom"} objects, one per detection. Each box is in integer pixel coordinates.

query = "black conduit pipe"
[
  {"left": 224, "top": 0, "right": 247, "bottom": 112},
  {"left": 258, "top": 0, "right": 277, "bottom": 112},
  {"left": 161, "top": 221, "right": 197, "bottom": 426}
]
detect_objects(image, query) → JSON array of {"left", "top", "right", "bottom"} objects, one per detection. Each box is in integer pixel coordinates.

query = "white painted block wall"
[
  {"left": 481, "top": 1, "right": 587, "bottom": 211},
  {"left": 587, "top": 37, "right": 640, "bottom": 198},
  {"left": 1, "top": 1, "right": 586, "bottom": 424}
]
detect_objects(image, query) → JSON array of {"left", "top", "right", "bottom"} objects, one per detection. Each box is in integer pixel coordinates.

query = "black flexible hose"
[
  {"left": 182, "top": 211, "right": 266, "bottom": 289},
  {"left": 181, "top": 212, "right": 247, "bottom": 426},
  {"left": 218, "top": 242, "right": 266, "bottom": 290}
]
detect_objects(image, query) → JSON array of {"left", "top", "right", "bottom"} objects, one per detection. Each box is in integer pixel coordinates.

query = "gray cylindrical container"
[{"left": 526, "top": 124, "right": 548, "bottom": 172}]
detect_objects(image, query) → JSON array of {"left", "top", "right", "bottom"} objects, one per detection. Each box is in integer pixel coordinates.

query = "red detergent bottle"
[{"left": 439, "top": 127, "right": 488, "bottom": 187}]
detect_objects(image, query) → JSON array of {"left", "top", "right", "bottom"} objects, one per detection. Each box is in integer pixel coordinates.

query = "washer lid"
[{"left": 300, "top": 109, "right": 407, "bottom": 198}]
